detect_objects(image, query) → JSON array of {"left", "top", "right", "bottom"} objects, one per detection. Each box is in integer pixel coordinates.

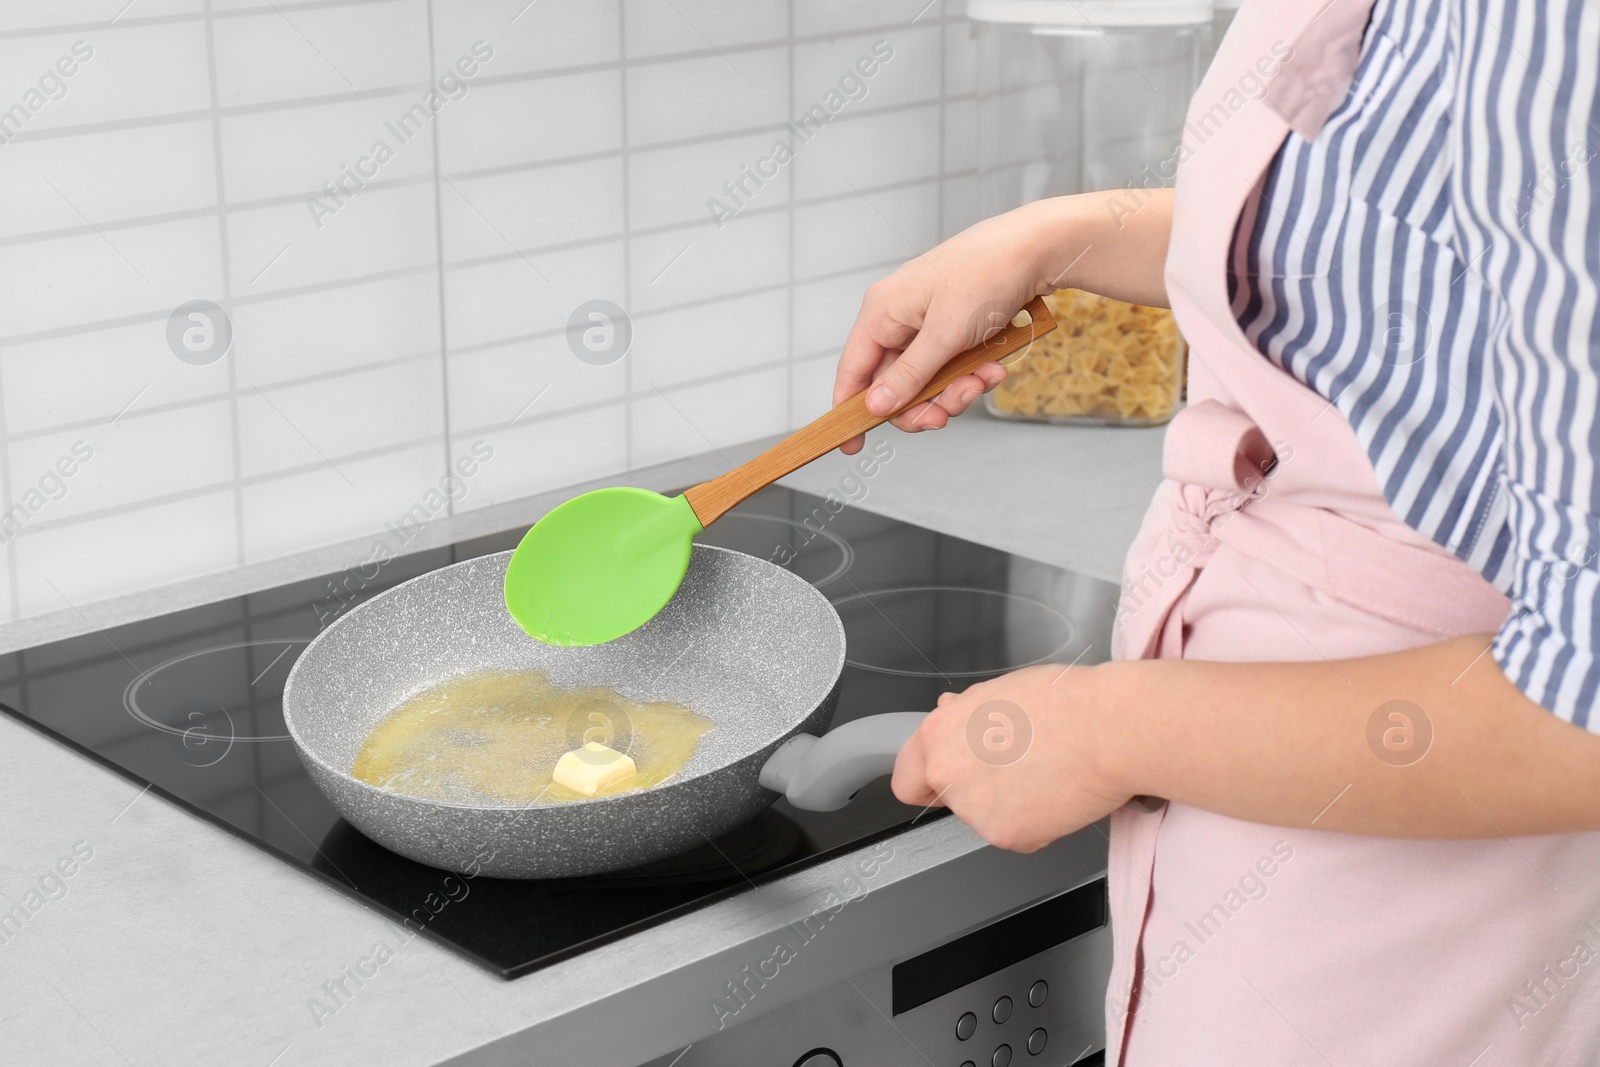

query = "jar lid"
[{"left": 966, "top": 0, "right": 1211, "bottom": 30}]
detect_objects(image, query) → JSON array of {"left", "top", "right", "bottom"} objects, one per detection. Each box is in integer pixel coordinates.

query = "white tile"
[
  {"left": 0, "top": 550, "right": 15, "bottom": 624},
  {"left": 431, "top": 0, "right": 619, "bottom": 78},
  {"left": 626, "top": 48, "right": 788, "bottom": 147},
  {"left": 440, "top": 157, "right": 625, "bottom": 263},
  {"left": 447, "top": 334, "right": 627, "bottom": 435},
  {"left": 237, "top": 359, "right": 444, "bottom": 479},
  {"left": 628, "top": 130, "right": 793, "bottom": 232},
  {"left": 220, "top": 92, "right": 437, "bottom": 204},
  {"left": 942, "top": 172, "right": 982, "bottom": 238},
  {"left": 790, "top": 104, "right": 941, "bottom": 200},
  {"left": 436, "top": 70, "right": 622, "bottom": 174},
  {"left": 0, "top": 25, "right": 211, "bottom": 135},
  {"left": 9, "top": 399, "right": 235, "bottom": 524},
  {"left": 213, "top": 2, "right": 431, "bottom": 108},
  {"left": 444, "top": 240, "right": 625, "bottom": 351},
  {"left": 241, "top": 442, "right": 448, "bottom": 563},
  {"left": 622, "top": 0, "right": 787, "bottom": 59},
  {"left": 226, "top": 182, "right": 436, "bottom": 296},
  {"left": 944, "top": 96, "right": 977, "bottom": 173},
  {"left": 630, "top": 289, "right": 788, "bottom": 389},
  {"left": 14, "top": 491, "right": 237, "bottom": 618},
  {"left": 793, "top": 180, "right": 938, "bottom": 280},
  {"left": 0, "top": 1, "right": 202, "bottom": 29},
  {"left": 793, "top": 27, "right": 939, "bottom": 116},
  {"left": 232, "top": 274, "right": 442, "bottom": 387},
  {"left": 1, "top": 320, "right": 229, "bottom": 435},
  {"left": 630, "top": 365, "right": 786, "bottom": 468},
  {"left": 793, "top": 0, "right": 939, "bottom": 36},
  {"left": 453, "top": 403, "right": 628, "bottom": 509},
  {"left": 945, "top": 19, "right": 978, "bottom": 96},
  {"left": 792, "top": 265, "right": 881, "bottom": 356},
  {"left": 0, "top": 120, "right": 216, "bottom": 241},
  {"left": 628, "top": 210, "right": 786, "bottom": 314},
  {"left": 790, "top": 352, "right": 839, "bottom": 427},
  {"left": 0, "top": 215, "right": 223, "bottom": 339}
]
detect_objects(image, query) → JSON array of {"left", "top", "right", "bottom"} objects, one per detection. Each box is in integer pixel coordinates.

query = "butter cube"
[{"left": 553, "top": 742, "right": 637, "bottom": 797}]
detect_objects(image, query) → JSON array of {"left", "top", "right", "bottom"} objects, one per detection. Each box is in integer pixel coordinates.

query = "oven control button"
[
  {"left": 1027, "top": 1028, "right": 1048, "bottom": 1056},
  {"left": 992, "top": 1043, "right": 1013, "bottom": 1067},
  {"left": 956, "top": 1011, "right": 978, "bottom": 1040},
  {"left": 961, "top": 1062, "right": 977, "bottom": 1067},
  {"left": 992, "top": 995, "right": 1013, "bottom": 1024},
  {"left": 1028, "top": 980, "right": 1048, "bottom": 1008}
]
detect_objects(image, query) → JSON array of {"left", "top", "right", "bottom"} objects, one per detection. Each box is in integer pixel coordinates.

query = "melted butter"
[{"left": 352, "top": 668, "right": 714, "bottom": 805}]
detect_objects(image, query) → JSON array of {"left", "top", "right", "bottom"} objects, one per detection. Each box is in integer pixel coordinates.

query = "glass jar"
[
  {"left": 971, "top": 0, "right": 1206, "bottom": 425},
  {"left": 986, "top": 288, "right": 1186, "bottom": 425}
]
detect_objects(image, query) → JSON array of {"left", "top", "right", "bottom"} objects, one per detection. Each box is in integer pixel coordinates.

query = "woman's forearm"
[
  {"left": 1025, "top": 188, "right": 1174, "bottom": 308},
  {"left": 1099, "top": 635, "right": 1600, "bottom": 837}
]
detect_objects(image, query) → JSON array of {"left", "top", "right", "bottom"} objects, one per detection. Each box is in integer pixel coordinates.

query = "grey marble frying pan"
[{"left": 281, "top": 545, "right": 924, "bottom": 879}]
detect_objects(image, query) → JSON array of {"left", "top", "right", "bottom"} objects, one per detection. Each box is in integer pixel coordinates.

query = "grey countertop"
[{"left": 0, "top": 411, "right": 1163, "bottom": 1067}]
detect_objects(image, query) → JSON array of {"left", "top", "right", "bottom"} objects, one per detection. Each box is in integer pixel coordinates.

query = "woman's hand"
[
  {"left": 832, "top": 189, "right": 1176, "bottom": 454},
  {"left": 891, "top": 662, "right": 1131, "bottom": 852},
  {"left": 909, "top": 639, "right": 1600, "bottom": 849}
]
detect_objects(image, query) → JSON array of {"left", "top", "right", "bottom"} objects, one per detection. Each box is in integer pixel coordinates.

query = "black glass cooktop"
[{"left": 0, "top": 485, "right": 1117, "bottom": 978}]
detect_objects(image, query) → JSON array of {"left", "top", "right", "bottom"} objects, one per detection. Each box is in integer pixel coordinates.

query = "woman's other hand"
[{"left": 832, "top": 189, "right": 1175, "bottom": 454}]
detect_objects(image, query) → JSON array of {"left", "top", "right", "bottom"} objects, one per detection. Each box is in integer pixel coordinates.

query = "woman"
[{"left": 835, "top": 0, "right": 1600, "bottom": 1062}]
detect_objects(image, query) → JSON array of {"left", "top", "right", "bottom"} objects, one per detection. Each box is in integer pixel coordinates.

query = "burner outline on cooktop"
[
  {"left": 704, "top": 511, "right": 855, "bottom": 586},
  {"left": 830, "top": 584, "right": 1080, "bottom": 678},
  {"left": 122, "top": 637, "right": 306, "bottom": 743}
]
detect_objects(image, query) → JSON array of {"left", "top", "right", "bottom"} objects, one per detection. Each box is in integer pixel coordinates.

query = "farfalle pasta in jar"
[{"left": 985, "top": 289, "right": 1186, "bottom": 426}]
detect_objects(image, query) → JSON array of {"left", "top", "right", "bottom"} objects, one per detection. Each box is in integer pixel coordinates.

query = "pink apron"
[{"left": 1104, "top": 1, "right": 1600, "bottom": 1063}]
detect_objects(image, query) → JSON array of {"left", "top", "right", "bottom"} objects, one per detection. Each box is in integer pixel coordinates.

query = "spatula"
[{"left": 504, "top": 296, "right": 1057, "bottom": 646}]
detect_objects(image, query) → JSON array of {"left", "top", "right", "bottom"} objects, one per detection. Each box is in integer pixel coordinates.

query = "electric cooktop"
[{"left": 0, "top": 485, "right": 1117, "bottom": 978}]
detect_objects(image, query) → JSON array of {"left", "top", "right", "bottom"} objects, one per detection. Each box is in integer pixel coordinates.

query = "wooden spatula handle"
[{"left": 682, "top": 295, "right": 1057, "bottom": 527}]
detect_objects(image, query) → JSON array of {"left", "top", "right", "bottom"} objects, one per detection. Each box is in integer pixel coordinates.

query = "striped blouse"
[{"left": 1229, "top": 0, "right": 1600, "bottom": 726}]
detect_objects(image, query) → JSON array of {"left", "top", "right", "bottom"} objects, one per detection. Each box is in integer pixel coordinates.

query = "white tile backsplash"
[
  {"left": 14, "top": 490, "right": 237, "bottom": 619},
  {"left": 630, "top": 365, "right": 788, "bottom": 469},
  {"left": 455, "top": 403, "right": 629, "bottom": 507},
  {"left": 211, "top": 2, "right": 431, "bottom": 108},
  {"left": 230, "top": 274, "right": 442, "bottom": 386},
  {"left": 625, "top": 48, "right": 789, "bottom": 147},
  {"left": 622, "top": 0, "right": 788, "bottom": 60},
  {"left": 237, "top": 359, "right": 444, "bottom": 479},
  {"left": 447, "top": 334, "right": 629, "bottom": 434},
  {"left": 1, "top": 320, "right": 230, "bottom": 435},
  {"left": 793, "top": 180, "right": 939, "bottom": 280},
  {"left": 792, "top": 26, "right": 941, "bottom": 116},
  {"left": 434, "top": 70, "right": 623, "bottom": 174},
  {"left": 0, "top": 0, "right": 1189, "bottom": 624},
  {"left": 9, "top": 399, "right": 235, "bottom": 524},
  {"left": 628, "top": 129, "right": 794, "bottom": 232},
  {"left": 443, "top": 239, "right": 625, "bottom": 350},
  {"left": 630, "top": 289, "right": 789, "bottom": 389},
  {"left": 431, "top": 0, "right": 621, "bottom": 79},
  {"left": 629, "top": 210, "right": 788, "bottom": 314},
  {"left": 0, "top": 25, "right": 212, "bottom": 133},
  {"left": 0, "top": 215, "right": 224, "bottom": 338},
  {"left": 225, "top": 182, "right": 437, "bottom": 296},
  {"left": 0, "top": 120, "right": 216, "bottom": 241},
  {"left": 220, "top": 93, "right": 438, "bottom": 204},
  {"left": 790, "top": 103, "right": 943, "bottom": 200},
  {"left": 239, "top": 441, "right": 449, "bottom": 563},
  {"left": 439, "top": 156, "right": 626, "bottom": 262}
]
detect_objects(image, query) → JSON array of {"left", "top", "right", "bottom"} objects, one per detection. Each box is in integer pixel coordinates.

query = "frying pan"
[{"left": 281, "top": 544, "right": 924, "bottom": 879}]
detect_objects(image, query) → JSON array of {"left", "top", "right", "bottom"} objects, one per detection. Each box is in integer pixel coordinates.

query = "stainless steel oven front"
[{"left": 644, "top": 875, "right": 1110, "bottom": 1067}]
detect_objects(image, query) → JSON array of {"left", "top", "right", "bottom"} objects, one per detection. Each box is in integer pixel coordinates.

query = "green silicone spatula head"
[
  {"left": 503, "top": 487, "right": 704, "bottom": 646},
  {"left": 504, "top": 296, "right": 1057, "bottom": 646}
]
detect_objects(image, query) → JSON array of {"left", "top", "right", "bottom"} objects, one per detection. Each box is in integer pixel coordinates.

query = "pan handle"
[{"left": 758, "top": 712, "right": 927, "bottom": 812}]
